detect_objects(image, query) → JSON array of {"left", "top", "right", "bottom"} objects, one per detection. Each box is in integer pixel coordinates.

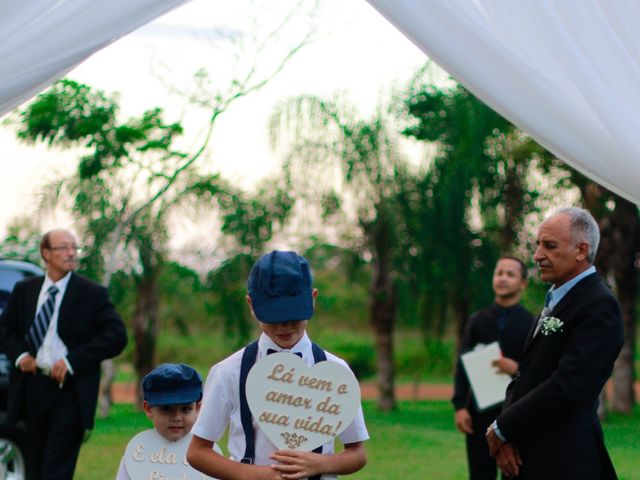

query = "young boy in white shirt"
[
  {"left": 115, "top": 363, "right": 203, "bottom": 479},
  {"left": 187, "top": 250, "right": 369, "bottom": 480}
]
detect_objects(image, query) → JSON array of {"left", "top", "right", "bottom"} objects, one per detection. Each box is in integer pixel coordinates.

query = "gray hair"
[{"left": 554, "top": 207, "right": 600, "bottom": 264}]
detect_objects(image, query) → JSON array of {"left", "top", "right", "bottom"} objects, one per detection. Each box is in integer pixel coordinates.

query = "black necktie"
[
  {"left": 267, "top": 348, "right": 302, "bottom": 358},
  {"left": 26, "top": 285, "right": 59, "bottom": 353},
  {"left": 497, "top": 308, "right": 508, "bottom": 333}
]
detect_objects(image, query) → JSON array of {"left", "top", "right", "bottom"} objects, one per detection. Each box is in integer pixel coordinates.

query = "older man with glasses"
[{"left": 0, "top": 228, "right": 127, "bottom": 480}]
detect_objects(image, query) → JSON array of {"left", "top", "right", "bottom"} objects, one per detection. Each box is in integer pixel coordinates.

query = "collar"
[
  {"left": 547, "top": 265, "right": 596, "bottom": 310},
  {"left": 43, "top": 271, "right": 72, "bottom": 295},
  {"left": 257, "top": 331, "right": 311, "bottom": 359}
]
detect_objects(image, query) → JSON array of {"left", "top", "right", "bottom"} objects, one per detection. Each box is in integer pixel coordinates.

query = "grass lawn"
[{"left": 75, "top": 400, "right": 640, "bottom": 480}]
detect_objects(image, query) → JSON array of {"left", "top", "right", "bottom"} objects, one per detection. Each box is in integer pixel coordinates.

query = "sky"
[{"left": 0, "top": 0, "right": 428, "bottom": 242}]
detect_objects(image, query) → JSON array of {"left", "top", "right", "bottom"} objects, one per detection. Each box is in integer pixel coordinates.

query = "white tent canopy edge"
[
  {"left": 0, "top": 0, "right": 190, "bottom": 117},
  {"left": 367, "top": 0, "right": 640, "bottom": 205}
]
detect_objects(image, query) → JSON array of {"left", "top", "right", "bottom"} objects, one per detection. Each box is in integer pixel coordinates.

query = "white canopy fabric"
[
  {"left": 367, "top": 0, "right": 640, "bottom": 205},
  {"left": 0, "top": 0, "right": 190, "bottom": 117}
]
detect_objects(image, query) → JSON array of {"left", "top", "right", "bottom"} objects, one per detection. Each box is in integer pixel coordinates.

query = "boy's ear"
[
  {"left": 246, "top": 295, "right": 257, "bottom": 319},
  {"left": 195, "top": 400, "right": 202, "bottom": 412},
  {"left": 142, "top": 400, "right": 153, "bottom": 419}
]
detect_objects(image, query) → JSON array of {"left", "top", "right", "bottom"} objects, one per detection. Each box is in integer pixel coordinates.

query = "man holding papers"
[{"left": 452, "top": 256, "right": 534, "bottom": 480}]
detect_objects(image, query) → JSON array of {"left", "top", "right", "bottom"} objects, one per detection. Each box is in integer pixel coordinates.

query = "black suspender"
[
  {"left": 239, "top": 340, "right": 328, "bottom": 480},
  {"left": 239, "top": 340, "right": 259, "bottom": 464}
]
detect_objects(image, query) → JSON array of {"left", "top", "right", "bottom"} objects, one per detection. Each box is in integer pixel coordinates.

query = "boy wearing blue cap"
[
  {"left": 187, "top": 250, "right": 368, "bottom": 480},
  {"left": 115, "top": 363, "right": 204, "bottom": 479}
]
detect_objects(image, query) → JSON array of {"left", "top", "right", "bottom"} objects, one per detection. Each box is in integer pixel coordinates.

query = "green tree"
[
  {"left": 402, "top": 74, "right": 541, "bottom": 341},
  {"left": 10, "top": 3, "right": 318, "bottom": 410},
  {"left": 270, "top": 94, "right": 413, "bottom": 410},
  {"left": 190, "top": 175, "right": 295, "bottom": 348}
]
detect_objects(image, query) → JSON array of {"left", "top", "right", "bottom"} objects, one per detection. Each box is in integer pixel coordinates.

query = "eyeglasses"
[{"left": 48, "top": 244, "right": 82, "bottom": 253}]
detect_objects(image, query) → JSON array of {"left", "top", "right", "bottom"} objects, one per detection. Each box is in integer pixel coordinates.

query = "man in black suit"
[
  {"left": 0, "top": 229, "right": 127, "bottom": 480},
  {"left": 453, "top": 256, "right": 534, "bottom": 479},
  {"left": 486, "top": 208, "right": 623, "bottom": 479}
]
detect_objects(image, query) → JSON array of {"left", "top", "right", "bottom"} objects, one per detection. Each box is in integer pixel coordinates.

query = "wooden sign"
[
  {"left": 124, "top": 429, "right": 217, "bottom": 479},
  {"left": 246, "top": 352, "right": 361, "bottom": 452}
]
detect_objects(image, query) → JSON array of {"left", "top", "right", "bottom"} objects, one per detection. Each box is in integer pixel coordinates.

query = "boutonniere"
[{"left": 540, "top": 316, "right": 564, "bottom": 336}]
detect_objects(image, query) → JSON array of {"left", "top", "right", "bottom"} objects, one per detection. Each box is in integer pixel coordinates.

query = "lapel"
[
  {"left": 57, "top": 272, "right": 79, "bottom": 331},
  {"left": 521, "top": 272, "right": 600, "bottom": 355},
  {"left": 25, "top": 277, "right": 44, "bottom": 328}
]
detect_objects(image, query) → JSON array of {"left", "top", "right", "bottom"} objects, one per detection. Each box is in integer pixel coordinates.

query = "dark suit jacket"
[
  {"left": 452, "top": 303, "right": 534, "bottom": 413},
  {"left": 0, "top": 272, "right": 127, "bottom": 430},
  {"left": 497, "top": 273, "right": 623, "bottom": 480}
]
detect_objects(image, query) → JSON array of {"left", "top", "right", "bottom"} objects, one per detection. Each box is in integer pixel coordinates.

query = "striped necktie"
[
  {"left": 533, "top": 291, "right": 553, "bottom": 336},
  {"left": 26, "top": 285, "right": 59, "bottom": 353}
]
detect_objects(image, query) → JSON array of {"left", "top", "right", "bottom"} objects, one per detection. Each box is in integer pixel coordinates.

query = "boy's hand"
[{"left": 270, "top": 450, "right": 326, "bottom": 479}]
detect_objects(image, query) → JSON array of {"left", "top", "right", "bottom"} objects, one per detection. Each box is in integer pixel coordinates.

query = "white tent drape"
[
  {"left": 367, "top": 0, "right": 640, "bottom": 205},
  {"left": 0, "top": 0, "right": 190, "bottom": 117}
]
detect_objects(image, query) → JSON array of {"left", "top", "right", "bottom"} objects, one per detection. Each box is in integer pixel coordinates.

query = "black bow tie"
[{"left": 267, "top": 348, "right": 302, "bottom": 358}]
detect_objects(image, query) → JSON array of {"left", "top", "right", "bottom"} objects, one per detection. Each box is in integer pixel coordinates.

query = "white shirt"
[
  {"left": 16, "top": 272, "right": 73, "bottom": 373},
  {"left": 191, "top": 332, "right": 369, "bottom": 480}
]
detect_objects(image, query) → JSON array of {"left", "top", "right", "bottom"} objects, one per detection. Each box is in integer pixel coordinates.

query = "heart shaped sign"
[
  {"left": 124, "top": 429, "right": 218, "bottom": 479},
  {"left": 246, "top": 352, "right": 361, "bottom": 452}
]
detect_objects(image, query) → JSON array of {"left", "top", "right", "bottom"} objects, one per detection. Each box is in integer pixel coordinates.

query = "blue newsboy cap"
[
  {"left": 247, "top": 250, "right": 314, "bottom": 324},
  {"left": 142, "top": 363, "right": 202, "bottom": 407}
]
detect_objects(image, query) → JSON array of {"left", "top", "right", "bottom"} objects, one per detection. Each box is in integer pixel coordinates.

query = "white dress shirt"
[
  {"left": 16, "top": 271, "right": 74, "bottom": 373},
  {"left": 191, "top": 332, "right": 369, "bottom": 480}
]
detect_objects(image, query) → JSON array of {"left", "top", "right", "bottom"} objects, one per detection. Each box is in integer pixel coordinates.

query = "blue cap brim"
[
  {"left": 145, "top": 387, "right": 202, "bottom": 407},
  {"left": 250, "top": 288, "right": 314, "bottom": 324}
]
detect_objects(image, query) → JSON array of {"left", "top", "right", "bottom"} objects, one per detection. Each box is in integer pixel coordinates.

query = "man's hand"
[
  {"left": 495, "top": 443, "right": 522, "bottom": 477},
  {"left": 270, "top": 450, "right": 327, "bottom": 479},
  {"left": 51, "top": 359, "right": 68, "bottom": 385},
  {"left": 454, "top": 408, "right": 474, "bottom": 434},
  {"left": 18, "top": 354, "right": 37, "bottom": 374},
  {"left": 486, "top": 424, "right": 505, "bottom": 457},
  {"left": 492, "top": 357, "right": 518, "bottom": 376}
]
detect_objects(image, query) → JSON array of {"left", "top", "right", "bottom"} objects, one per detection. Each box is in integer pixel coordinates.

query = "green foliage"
[
  {"left": 0, "top": 221, "right": 42, "bottom": 264},
  {"left": 205, "top": 254, "right": 255, "bottom": 349},
  {"left": 17, "top": 80, "right": 185, "bottom": 180},
  {"left": 401, "top": 70, "right": 543, "bottom": 338}
]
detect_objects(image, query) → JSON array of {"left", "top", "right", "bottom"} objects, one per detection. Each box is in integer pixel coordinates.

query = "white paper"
[{"left": 460, "top": 341, "right": 511, "bottom": 411}]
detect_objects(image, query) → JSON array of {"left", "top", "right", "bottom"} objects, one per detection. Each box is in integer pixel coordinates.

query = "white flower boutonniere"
[{"left": 540, "top": 316, "right": 564, "bottom": 336}]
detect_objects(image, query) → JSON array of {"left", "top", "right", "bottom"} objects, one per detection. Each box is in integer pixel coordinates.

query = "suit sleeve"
[
  {"left": 0, "top": 281, "right": 31, "bottom": 363},
  {"left": 65, "top": 284, "right": 127, "bottom": 374},
  {"left": 497, "top": 294, "right": 623, "bottom": 441},
  {"left": 452, "top": 315, "right": 477, "bottom": 410}
]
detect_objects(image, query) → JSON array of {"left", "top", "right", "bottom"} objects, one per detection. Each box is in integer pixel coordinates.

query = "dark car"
[{"left": 0, "top": 259, "right": 44, "bottom": 480}]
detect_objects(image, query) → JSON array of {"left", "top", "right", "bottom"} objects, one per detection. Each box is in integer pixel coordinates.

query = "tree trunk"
[
  {"left": 367, "top": 212, "right": 397, "bottom": 411},
  {"left": 370, "top": 261, "right": 396, "bottom": 411},
  {"left": 499, "top": 157, "right": 526, "bottom": 252},
  {"left": 609, "top": 197, "right": 639, "bottom": 413},
  {"left": 96, "top": 225, "right": 126, "bottom": 418},
  {"left": 453, "top": 297, "right": 470, "bottom": 352},
  {"left": 581, "top": 183, "right": 638, "bottom": 414},
  {"left": 98, "top": 360, "right": 115, "bottom": 418},
  {"left": 132, "top": 272, "right": 160, "bottom": 409}
]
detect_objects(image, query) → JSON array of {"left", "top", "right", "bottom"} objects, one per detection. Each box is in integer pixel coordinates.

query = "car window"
[{"left": 0, "top": 270, "right": 25, "bottom": 293}]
